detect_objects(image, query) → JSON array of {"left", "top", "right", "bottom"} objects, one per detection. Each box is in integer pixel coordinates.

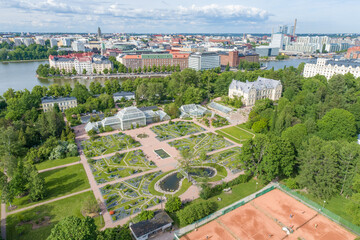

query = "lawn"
[
  {"left": 35, "top": 156, "right": 80, "bottom": 171},
  {"left": 81, "top": 133, "right": 141, "bottom": 158},
  {"left": 88, "top": 150, "right": 157, "bottom": 184},
  {"left": 298, "top": 192, "right": 355, "bottom": 224},
  {"left": 172, "top": 179, "right": 263, "bottom": 227},
  {"left": 205, "top": 147, "right": 242, "bottom": 174},
  {"left": 6, "top": 191, "right": 104, "bottom": 240},
  {"left": 216, "top": 125, "right": 254, "bottom": 143},
  {"left": 100, "top": 171, "right": 163, "bottom": 222},
  {"left": 168, "top": 132, "right": 233, "bottom": 156},
  {"left": 151, "top": 121, "right": 205, "bottom": 141},
  {"left": 10, "top": 164, "right": 90, "bottom": 210}
]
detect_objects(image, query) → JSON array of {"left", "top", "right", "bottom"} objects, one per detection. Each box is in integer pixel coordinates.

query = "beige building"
[
  {"left": 41, "top": 96, "right": 78, "bottom": 112},
  {"left": 228, "top": 77, "right": 282, "bottom": 106}
]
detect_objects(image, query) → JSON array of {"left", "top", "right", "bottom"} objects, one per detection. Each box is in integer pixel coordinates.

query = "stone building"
[
  {"left": 228, "top": 77, "right": 282, "bottom": 106},
  {"left": 41, "top": 96, "right": 77, "bottom": 112}
]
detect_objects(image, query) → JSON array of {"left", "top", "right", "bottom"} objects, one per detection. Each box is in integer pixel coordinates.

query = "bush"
[
  {"left": 284, "top": 178, "right": 299, "bottom": 189},
  {"left": 200, "top": 184, "right": 213, "bottom": 200},
  {"left": 88, "top": 129, "right": 97, "bottom": 136},
  {"left": 104, "top": 126, "right": 113, "bottom": 132},
  {"left": 177, "top": 201, "right": 217, "bottom": 226},
  {"left": 165, "top": 196, "right": 182, "bottom": 213},
  {"left": 134, "top": 210, "right": 154, "bottom": 223}
]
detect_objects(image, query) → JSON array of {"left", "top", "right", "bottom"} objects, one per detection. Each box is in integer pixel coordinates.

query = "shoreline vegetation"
[
  {"left": 1, "top": 59, "right": 48, "bottom": 63},
  {"left": 36, "top": 72, "right": 173, "bottom": 80}
]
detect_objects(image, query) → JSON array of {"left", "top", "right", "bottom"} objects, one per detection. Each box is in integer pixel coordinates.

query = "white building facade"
[
  {"left": 188, "top": 52, "right": 220, "bottom": 70},
  {"left": 228, "top": 77, "right": 282, "bottom": 107},
  {"left": 303, "top": 58, "right": 360, "bottom": 80}
]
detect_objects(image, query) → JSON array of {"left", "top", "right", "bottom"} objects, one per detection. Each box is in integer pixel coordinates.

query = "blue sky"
[{"left": 0, "top": 0, "right": 358, "bottom": 33}]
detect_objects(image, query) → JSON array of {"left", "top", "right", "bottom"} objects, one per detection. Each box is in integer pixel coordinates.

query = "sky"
[{"left": 0, "top": 0, "right": 359, "bottom": 34}]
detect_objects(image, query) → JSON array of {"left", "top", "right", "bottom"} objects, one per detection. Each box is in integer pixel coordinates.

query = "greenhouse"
[
  {"left": 117, "top": 107, "right": 146, "bottom": 130},
  {"left": 208, "top": 102, "right": 232, "bottom": 114},
  {"left": 179, "top": 104, "right": 211, "bottom": 118},
  {"left": 143, "top": 110, "right": 171, "bottom": 124}
]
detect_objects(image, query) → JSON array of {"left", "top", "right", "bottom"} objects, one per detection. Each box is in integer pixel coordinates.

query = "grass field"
[
  {"left": 6, "top": 191, "right": 104, "bottom": 240},
  {"left": 10, "top": 164, "right": 90, "bottom": 210},
  {"left": 216, "top": 125, "right": 254, "bottom": 143},
  {"left": 299, "top": 192, "right": 355, "bottom": 223},
  {"left": 35, "top": 156, "right": 80, "bottom": 171}
]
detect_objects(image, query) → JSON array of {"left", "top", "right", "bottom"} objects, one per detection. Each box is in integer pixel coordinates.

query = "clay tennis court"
[{"left": 180, "top": 189, "right": 357, "bottom": 240}]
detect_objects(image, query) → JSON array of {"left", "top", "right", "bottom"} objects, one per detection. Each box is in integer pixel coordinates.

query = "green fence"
[
  {"left": 255, "top": 186, "right": 275, "bottom": 198},
  {"left": 223, "top": 201, "right": 245, "bottom": 215},
  {"left": 278, "top": 184, "right": 360, "bottom": 236}
]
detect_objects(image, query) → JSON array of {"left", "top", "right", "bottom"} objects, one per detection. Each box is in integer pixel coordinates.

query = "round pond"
[{"left": 188, "top": 167, "right": 215, "bottom": 178}]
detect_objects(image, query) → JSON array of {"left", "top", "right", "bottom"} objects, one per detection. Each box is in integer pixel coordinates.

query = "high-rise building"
[
  {"left": 270, "top": 33, "right": 284, "bottom": 49},
  {"left": 98, "top": 27, "right": 102, "bottom": 38}
]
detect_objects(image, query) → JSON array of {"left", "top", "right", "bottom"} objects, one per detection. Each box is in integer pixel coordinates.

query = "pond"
[
  {"left": 188, "top": 167, "right": 215, "bottom": 178},
  {"left": 159, "top": 172, "right": 183, "bottom": 192}
]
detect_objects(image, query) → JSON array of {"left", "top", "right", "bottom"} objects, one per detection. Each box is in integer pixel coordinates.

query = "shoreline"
[
  {"left": 1, "top": 59, "right": 48, "bottom": 64},
  {"left": 37, "top": 73, "right": 172, "bottom": 80}
]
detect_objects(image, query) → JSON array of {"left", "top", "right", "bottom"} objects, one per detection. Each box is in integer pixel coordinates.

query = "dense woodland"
[
  {"left": 1, "top": 63, "right": 360, "bottom": 238},
  {"left": 0, "top": 41, "right": 71, "bottom": 61}
]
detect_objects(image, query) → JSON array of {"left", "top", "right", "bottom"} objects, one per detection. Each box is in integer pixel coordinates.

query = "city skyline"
[{"left": 0, "top": 0, "right": 359, "bottom": 34}]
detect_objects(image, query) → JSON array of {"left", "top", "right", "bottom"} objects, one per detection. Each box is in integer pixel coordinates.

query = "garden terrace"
[
  {"left": 150, "top": 121, "right": 205, "bottom": 141},
  {"left": 100, "top": 171, "right": 163, "bottom": 222},
  {"left": 206, "top": 147, "right": 242, "bottom": 174},
  {"left": 81, "top": 133, "right": 141, "bottom": 158},
  {"left": 168, "top": 132, "right": 233, "bottom": 157},
  {"left": 88, "top": 150, "right": 157, "bottom": 184}
]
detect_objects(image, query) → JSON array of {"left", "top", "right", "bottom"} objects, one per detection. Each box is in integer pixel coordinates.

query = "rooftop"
[
  {"left": 41, "top": 96, "right": 77, "bottom": 103},
  {"left": 130, "top": 210, "right": 173, "bottom": 238},
  {"left": 229, "top": 76, "right": 281, "bottom": 93},
  {"left": 117, "top": 107, "right": 146, "bottom": 121}
]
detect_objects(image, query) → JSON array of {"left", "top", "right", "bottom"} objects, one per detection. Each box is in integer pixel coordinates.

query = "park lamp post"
[
  {"left": 99, "top": 212, "right": 102, "bottom": 225},
  {"left": 256, "top": 182, "right": 258, "bottom": 190},
  {"left": 322, "top": 200, "right": 326, "bottom": 211}
]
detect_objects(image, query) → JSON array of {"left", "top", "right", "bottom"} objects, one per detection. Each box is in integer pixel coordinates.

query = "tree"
[
  {"left": 93, "top": 68, "right": 97, "bottom": 74},
  {"left": 317, "top": 108, "right": 356, "bottom": 141},
  {"left": 28, "top": 167, "right": 46, "bottom": 201},
  {"left": 135, "top": 210, "right": 154, "bottom": 222},
  {"left": 165, "top": 196, "right": 181, "bottom": 213},
  {"left": 298, "top": 137, "right": 341, "bottom": 199},
  {"left": 72, "top": 67, "right": 77, "bottom": 75},
  {"left": 82, "top": 196, "right": 100, "bottom": 215},
  {"left": 225, "top": 63, "right": 230, "bottom": 71},
  {"left": 47, "top": 216, "right": 98, "bottom": 240},
  {"left": 281, "top": 123, "right": 307, "bottom": 150},
  {"left": 71, "top": 83, "right": 91, "bottom": 104},
  {"left": 98, "top": 225, "right": 132, "bottom": 240},
  {"left": 82, "top": 69, "right": 87, "bottom": 75},
  {"left": 240, "top": 135, "right": 295, "bottom": 182}
]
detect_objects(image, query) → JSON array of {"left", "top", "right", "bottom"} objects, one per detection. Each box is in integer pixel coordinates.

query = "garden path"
[
  {"left": 7, "top": 188, "right": 92, "bottom": 215},
  {"left": 38, "top": 161, "right": 81, "bottom": 173},
  {"left": 1, "top": 203, "right": 6, "bottom": 240}
]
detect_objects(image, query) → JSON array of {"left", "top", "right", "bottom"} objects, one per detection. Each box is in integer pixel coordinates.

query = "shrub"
[
  {"left": 200, "top": 184, "right": 213, "bottom": 200},
  {"left": 177, "top": 201, "right": 217, "bottom": 226},
  {"left": 88, "top": 129, "right": 97, "bottom": 136},
  {"left": 104, "top": 126, "right": 113, "bottom": 132},
  {"left": 165, "top": 196, "right": 182, "bottom": 213},
  {"left": 284, "top": 178, "right": 299, "bottom": 189}
]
